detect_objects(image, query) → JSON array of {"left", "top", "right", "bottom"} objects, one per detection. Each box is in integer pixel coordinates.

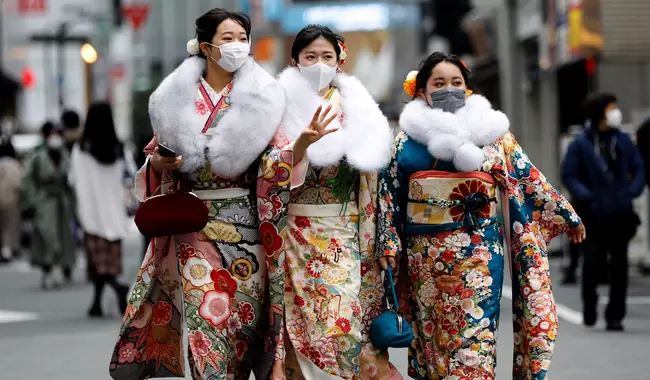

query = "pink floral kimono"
[
  {"left": 260, "top": 66, "right": 401, "bottom": 380},
  {"left": 109, "top": 56, "right": 294, "bottom": 380}
]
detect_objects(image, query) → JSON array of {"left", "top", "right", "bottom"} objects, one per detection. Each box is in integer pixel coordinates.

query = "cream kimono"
[
  {"left": 109, "top": 56, "right": 291, "bottom": 380},
  {"left": 268, "top": 66, "right": 399, "bottom": 380}
]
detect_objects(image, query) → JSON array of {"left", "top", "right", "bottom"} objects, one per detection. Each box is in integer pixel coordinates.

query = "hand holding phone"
[
  {"left": 157, "top": 144, "right": 177, "bottom": 158},
  {"left": 151, "top": 143, "right": 183, "bottom": 174}
]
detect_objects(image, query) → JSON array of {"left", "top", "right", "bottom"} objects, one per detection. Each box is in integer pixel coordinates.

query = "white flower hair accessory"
[{"left": 187, "top": 38, "right": 200, "bottom": 56}]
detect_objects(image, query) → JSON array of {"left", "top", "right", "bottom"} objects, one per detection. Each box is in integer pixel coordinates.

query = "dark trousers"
[
  {"left": 581, "top": 226, "right": 630, "bottom": 323},
  {"left": 565, "top": 241, "right": 581, "bottom": 276}
]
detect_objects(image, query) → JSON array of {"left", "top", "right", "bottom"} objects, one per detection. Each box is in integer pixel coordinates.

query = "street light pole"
[{"left": 30, "top": 24, "right": 88, "bottom": 111}]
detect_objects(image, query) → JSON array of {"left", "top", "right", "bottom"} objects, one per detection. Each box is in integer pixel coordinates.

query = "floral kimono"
[
  {"left": 376, "top": 95, "right": 581, "bottom": 380},
  {"left": 109, "top": 56, "right": 291, "bottom": 380},
  {"left": 268, "top": 66, "right": 398, "bottom": 380}
]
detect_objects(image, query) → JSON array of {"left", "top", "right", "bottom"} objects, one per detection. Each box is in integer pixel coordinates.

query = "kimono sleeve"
[
  {"left": 256, "top": 131, "right": 305, "bottom": 363},
  {"left": 485, "top": 132, "right": 580, "bottom": 380},
  {"left": 376, "top": 132, "right": 409, "bottom": 258},
  {"left": 19, "top": 153, "right": 41, "bottom": 213}
]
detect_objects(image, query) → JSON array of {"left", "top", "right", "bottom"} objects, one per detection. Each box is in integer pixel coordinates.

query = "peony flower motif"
[
  {"left": 188, "top": 330, "right": 212, "bottom": 357},
  {"left": 187, "top": 38, "right": 200, "bottom": 56},
  {"left": 403, "top": 70, "right": 418, "bottom": 97}
]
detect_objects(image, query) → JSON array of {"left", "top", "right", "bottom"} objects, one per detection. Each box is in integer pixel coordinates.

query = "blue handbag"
[{"left": 370, "top": 265, "right": 414, "bottom": 349}]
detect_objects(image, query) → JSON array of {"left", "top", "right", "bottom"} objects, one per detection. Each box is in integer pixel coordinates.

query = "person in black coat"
[{"left": 562, "top": 92, "right": 645, "bottom": 331}]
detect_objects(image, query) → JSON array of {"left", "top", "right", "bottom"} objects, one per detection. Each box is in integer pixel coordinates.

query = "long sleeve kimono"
[
  {"left": 376, "top": 95, "right": 581, "bottom": 380},
  {"left": 20, "top": 146, "right": 76, "bottom": 270},
  {"left": 109, "top": 56, "right": 292, "bottom": 380},
  {"left": 267, "top": 67, "right": 399, "bottom": 380}
]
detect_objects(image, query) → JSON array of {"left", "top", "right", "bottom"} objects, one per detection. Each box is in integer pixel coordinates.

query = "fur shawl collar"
[
  {"left": 148, "top": 56, "right": 285, "bottom": 177},
  {"left": 399, "top": 95, "right": 510, "bottom": 172},
  {"left": 277, "top": 66, "right": 392, "bottom": 172}
]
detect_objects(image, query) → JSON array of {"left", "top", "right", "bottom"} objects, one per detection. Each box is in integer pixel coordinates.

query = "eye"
[
  {"left": 453, "top": 81, "right": 463, "bottom": 86},
  {"left": 433, "top": 82, "right": 444, "bottom": 88},
  {"left": 223, "top": 37, "right": 232, "bottom": 41}
]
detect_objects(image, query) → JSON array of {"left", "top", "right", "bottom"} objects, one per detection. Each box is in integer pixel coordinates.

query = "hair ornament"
[
  {"left": 187, "top": 38, "right": 200, "bottom": 56},
  {"left": 338, "top": 41, "right": 348, "bottom": 66},
  {"left": 403, "top": 70, "right": 418, "bottom": 97}
]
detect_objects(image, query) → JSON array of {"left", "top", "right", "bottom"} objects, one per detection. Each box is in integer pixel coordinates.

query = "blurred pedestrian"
[
  {"left": 69, "top": 102, "right": 133, "bottom": 318},
  {"left": 0, "top": 137, "right": 22, "bottom": 263},
  {"left": 562, "top": 92, "right": 645, "bottom": 331},
  {"left": 20, "top": 121, "right": 76, "bottom": 289},
  {"left": 60, "top": 109, "right": 82, "bottom": 153}
]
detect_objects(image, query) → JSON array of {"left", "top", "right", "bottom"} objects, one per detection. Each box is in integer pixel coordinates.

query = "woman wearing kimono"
[
  {"left": 20, "top": 122, "right": 76, "bottom": 289},
  {"left": 110, "top": 9, "right": 298, "bottom": 380},
  {"left": 376, "top": 52, "right": 586, "bottom": 380},
  {"left": 270, "top": 25, "right": 399, "bottom": 379}
]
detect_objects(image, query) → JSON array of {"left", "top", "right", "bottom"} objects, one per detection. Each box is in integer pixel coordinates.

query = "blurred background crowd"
[{"left": 0, "top": 0, "right": 649, "bottom": 379}]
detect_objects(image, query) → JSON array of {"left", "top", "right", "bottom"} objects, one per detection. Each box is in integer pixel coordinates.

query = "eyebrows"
[
  {"left": 302, "top": 49, "right": 336, "bottom": 55},
  {"left": 431, "top": 76, "right": 463, "bottom": 81},
  {"left": 220, "top": 30, "right": 248, "bottom": 37}
]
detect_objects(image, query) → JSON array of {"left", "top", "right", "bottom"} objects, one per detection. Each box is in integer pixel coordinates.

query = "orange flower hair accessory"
[
  {"left": 338, "top": 41, "right": 348, "bottom": 66},
  {"left": 403, "top": 70, "right": 418, "bottom": 97},
  {"left": 466, "top": 89, "right": 473, "bottom": 97}
]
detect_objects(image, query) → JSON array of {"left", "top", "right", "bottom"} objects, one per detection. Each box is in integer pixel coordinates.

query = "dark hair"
[
  {"left": 582, "top": 92, "right": 617, "bottom": 126},
  {"left": 40, "top": 121, "right": 57, "bottom": 138},
  {"left": 60, "top": 110, "right": 80, "bottom": 130},
  {"left": 195, "top": 8, "right": 251, "bottom": 59},
  {"left": 80, "top": 102, "right": 124, "bottom": 165},
  {"left": 412, "top": 52, "right": 471, "bottom": 99},
  {"left": 291, "top": 24, "right": 344, "bottom": 63}
]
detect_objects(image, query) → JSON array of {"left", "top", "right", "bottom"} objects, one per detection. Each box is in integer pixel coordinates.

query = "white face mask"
[
  {"left": 207, "top": 42, "right": 250, "bottom": 73},
  {"left": 606, "top": 108, "right": 623, "bottom": 127},
  {"left": 46, "top": 134, "right": 63, "bottom": 149},
  {"left": 298, "top": 62, "right": 337, "bottom": 92}
]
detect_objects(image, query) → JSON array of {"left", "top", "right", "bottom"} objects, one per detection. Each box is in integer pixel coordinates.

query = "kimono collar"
[
  {"left": 148, "top": 56, "right": 285, "bottom": 178},
  {"left": 399, "top": 95, "right": 510, "bottom": 172},
  {"left": 277, "top": 66, "right": 393, "bottom": 172}
]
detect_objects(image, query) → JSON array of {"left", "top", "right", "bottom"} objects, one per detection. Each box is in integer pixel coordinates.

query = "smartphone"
[{"left": 157, "top": 144, "right": 177, "bottom": 158}]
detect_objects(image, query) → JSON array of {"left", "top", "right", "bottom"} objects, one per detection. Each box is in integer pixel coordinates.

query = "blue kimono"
[{"left": 376, "top": 95, "right": 581, "bottom": 380}]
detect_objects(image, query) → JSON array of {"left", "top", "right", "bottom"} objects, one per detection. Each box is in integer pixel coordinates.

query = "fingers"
[
  {"left": 311, "top": 105, "right": 323, "bottom": 125},
  {"left": 378, "top": 257, "right": 388, "bottom": 271},
  {"left": 322, "top": 111, "right": 339, "bottom": 128},
  {"left": 318, "top": 105, "right": 333, "bottom": 123},
  {"left": 323, "top": 127, "right": 340, "bottom": 136}
]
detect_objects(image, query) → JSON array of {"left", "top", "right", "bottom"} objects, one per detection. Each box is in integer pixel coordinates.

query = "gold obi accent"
[{"left": 407, "top": 170, "right": 498, "bottom": 225}]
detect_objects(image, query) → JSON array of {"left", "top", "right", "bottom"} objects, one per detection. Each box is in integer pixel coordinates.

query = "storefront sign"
[{"left": 281, "top": 2, "right": 419, "bottom": 34}]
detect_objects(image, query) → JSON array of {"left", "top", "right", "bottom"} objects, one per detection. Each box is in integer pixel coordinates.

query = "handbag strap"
[
  {"left": 384, "top": 265, "right": 399, "bottom": 311},
  {"left": 144, "top": 158, "right": 183, "bottom": 198}
]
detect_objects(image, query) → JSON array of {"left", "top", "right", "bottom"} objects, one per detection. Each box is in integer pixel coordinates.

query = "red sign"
[
  {"left": 18, "top": 0, "right": 46, "bottom": 13},
  {"left": 122, "top": 4, "right": 150, "bottom": 31},
  {"left": 21, "top": 67, "right": 35, "bottom": 89}
]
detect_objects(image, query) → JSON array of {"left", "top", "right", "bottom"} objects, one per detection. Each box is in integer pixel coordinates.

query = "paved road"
[{"left": 0, "top": 222, "right": 648, "bottom": 379}]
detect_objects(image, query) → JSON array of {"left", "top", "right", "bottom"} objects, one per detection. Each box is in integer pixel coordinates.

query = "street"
[{"left": 0, "top": 222, "right": 649, "bottom": 380}]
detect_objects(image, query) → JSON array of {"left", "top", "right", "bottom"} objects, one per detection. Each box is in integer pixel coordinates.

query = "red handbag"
[{"left": 134, "top": 161, "right": 209, "bottom": 237}]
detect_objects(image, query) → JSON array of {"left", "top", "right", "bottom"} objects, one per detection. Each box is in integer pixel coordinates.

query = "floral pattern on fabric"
[
  {"left": 269, "top": 158, "right": 394, "bottom": 379},
  {"left": 110, "top": 81, "right": 293, "bottom": 380},
  {"left": 377, "top": 131, "right": 580, "bottom": 380}
]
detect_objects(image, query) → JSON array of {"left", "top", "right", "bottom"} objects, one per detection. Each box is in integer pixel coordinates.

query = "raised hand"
[
  {"left": 293, "top": 105, "right": 340, "bottom": 164},
  {"left": 301, "top": 104, "right": 339, "bottom": 144}
]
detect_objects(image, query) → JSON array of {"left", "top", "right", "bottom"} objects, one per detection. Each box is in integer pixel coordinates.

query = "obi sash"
[{"left": 405, "top": 170, "right": 499, "bottom": 235}]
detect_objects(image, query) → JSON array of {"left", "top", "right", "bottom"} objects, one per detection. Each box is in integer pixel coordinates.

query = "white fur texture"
[
  {"left": 148, "top": 56, "right": 285, "bottom": 177},
  {"left": 399, "top": 95, "right": 510, "bottom": 172},
  {"left": 277, "top": 66, "right": 393, "bottom": 172}
]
